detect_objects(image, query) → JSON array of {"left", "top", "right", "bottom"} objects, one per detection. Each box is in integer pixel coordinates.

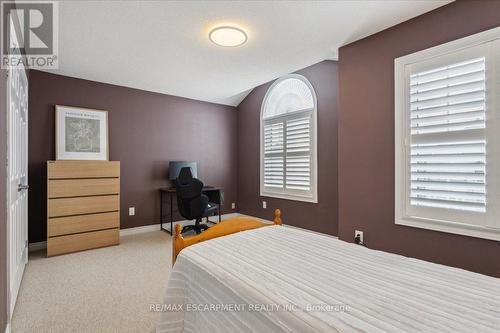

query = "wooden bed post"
[
  {"left": 273, "top": 209, "right": 282, "bottom": 225},
  {"left": 172, "top": 224, "right": 184, "bottom": 266}
]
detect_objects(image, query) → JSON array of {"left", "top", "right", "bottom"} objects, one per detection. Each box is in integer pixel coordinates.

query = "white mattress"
[{"left": 157, "top": 226, "right": 500, "bottom": 333}]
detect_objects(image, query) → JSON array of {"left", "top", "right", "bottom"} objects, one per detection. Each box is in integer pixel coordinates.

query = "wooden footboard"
[{"left": 172, "top": 209, "right": 283, "bottom": 265}]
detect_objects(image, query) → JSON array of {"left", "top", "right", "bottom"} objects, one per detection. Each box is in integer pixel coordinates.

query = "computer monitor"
[{"left": 168, "top": 161, "right": 197, "bottom": 180}]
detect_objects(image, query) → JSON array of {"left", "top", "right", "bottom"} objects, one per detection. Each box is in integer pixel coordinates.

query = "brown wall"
[
  {"left": 28, "top": 70, "right": 238, "bottom": 243},
  {"left": 338, "top": 0, "right": 500, "bottom": 277},
  {"left": 237, "top": 61, "right": 339, "bottom": 235}
]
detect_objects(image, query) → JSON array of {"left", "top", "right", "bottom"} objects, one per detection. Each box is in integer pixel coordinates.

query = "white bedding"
[{"left": 157, "top": 226, "right": 500, "bottom": 333}]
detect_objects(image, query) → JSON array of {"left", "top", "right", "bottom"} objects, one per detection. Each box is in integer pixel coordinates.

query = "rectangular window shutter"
[
  {"left": 409, "top": 57, "right": 486, "bottom": 213},
  {"left": 285, "top": 116, "right": 311, "bottom": 191},
  {"left": 263, "top": 122, "right": 284, "bottom": 188}
]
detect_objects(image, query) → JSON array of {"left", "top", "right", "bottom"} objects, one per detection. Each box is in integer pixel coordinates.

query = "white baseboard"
[
  {"left": 238, "top": 213, "right": 338, "bottom": 238},
  {"left": 29, "top": 213, "right": 240, "bottom": 251},
  {"left": 118, "top": 223, "right": 161, "bottom": 236},
  {"left": 29, "top": 241, "right": 47, "bottom": 252},
  {"left": 29, "top": 212, "right": 334, "bottom": 251},
  {"left": 283, "top": 224, "right": 338, "bottom": 239},
  {"left": 120, "top": 213, "right": 239, "bottom": 236},
  {"left": 237, "top": 213, "right": 273, "bottom": 224}
]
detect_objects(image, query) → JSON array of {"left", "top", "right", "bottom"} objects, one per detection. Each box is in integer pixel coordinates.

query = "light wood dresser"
[{"left": 47, "top": 160, "right": 120, "bottom": 256}]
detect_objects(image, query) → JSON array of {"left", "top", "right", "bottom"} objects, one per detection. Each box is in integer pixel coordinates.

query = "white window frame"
[
  {"left": 395, "top": 27, "right": 500, "bottom": 241},
  {"left": 260, "top": 74, "right": 318, "bottom": 203}
]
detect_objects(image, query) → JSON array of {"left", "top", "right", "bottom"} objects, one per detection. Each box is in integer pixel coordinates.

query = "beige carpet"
[{"left": 11, "top": 231, "right": 172, "bottom": 333}]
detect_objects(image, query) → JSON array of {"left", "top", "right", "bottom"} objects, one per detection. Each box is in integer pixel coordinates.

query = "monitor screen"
[{"left": 169, "top": 161, "right": 197, "bottom": 180}]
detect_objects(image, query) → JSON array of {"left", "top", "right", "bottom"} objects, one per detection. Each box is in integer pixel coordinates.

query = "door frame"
[
  {"left": 2, "top": 68, "right": 10, "bottom": 333},
  {"left": 3, "top": 72, "right": 10, "bottom": 331},
  {"left": 5, "top": 10, "right": 29, "bottom": 321},
  {"left": 6, "top": 63, "right": 28, "bottom": 318}
]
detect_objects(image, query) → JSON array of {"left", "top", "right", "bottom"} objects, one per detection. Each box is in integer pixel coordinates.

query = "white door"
[{"left": 7, "top": 19, "right": 29, "bottom": 316}]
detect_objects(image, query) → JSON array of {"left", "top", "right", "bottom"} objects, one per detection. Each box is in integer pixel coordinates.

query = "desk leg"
[
  {"left": 160, "top": 191, "right": 163, "bottom": 231},
  {"left": 160, "top": 191, "right": 172, "bottom": 235},
  {"left": 170, "top": 193, "right": 173, "bottom": 233}
]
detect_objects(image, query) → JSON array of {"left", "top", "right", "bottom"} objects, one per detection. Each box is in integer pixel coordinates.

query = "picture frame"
[{"left": 55, "top": 105, "right": 109, "bottom": 160}]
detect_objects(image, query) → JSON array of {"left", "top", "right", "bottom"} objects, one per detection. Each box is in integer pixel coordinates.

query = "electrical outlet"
[
  {"left": 231, "top": 202, "right": 236, "bottom": 209},
  {"left": 129, "top": 207, "right": 135, "bottom": 216},
  {"left": 262, "top": 201, "right": 267, "bottom": 209},
  {"left": 355, "top": 230, "right": 364, "bottom": 243}
]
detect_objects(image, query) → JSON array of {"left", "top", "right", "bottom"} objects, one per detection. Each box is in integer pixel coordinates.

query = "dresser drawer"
[
  {"left": 48, "top": 178, "right": 120, "bottom": 198},
  {"left": 48, "top": 195, "right": 119, "bottom": 218},
  {"left": 47, "top": 228, "right": 120, "bottom": 256},
  {"left": 48, "top": 211, "right": 120, "bottom": 237},
  {"left": 48, "top": 160, "right": 120, "bottom": 179}
]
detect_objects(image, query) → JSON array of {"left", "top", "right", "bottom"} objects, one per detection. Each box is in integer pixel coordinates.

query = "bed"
[{"left": 157, "top": 210, "right": 500, "bottom": 333}]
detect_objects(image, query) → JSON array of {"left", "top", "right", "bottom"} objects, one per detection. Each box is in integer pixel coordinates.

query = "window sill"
[
  {"left": 260, "top": 191, "right": 318, "bottom": 203},
  {"left": 396, "top": 216, "right": 500, "bottom": 242}
]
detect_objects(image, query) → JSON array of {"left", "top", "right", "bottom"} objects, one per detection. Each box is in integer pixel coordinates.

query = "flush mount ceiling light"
[{"left": 209, "top": 26, "right": 247, "bottom": 47}]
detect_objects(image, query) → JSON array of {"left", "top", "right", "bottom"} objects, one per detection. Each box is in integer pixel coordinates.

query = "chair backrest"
[
  {"left": 177, "top": 167, "right": 194, "bottom": 185},
  {"left": 174, "top": 167, "right": 205, "bottom": 219}
]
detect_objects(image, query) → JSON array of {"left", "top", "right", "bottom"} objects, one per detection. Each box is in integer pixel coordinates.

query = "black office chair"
[{"left": 174, "top": 167, "right": 218, "bottom": 234}]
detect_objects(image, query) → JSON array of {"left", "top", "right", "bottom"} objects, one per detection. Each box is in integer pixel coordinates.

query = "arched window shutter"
[{"left": 260, "top": 75, "right": 318, "bottom": 203}]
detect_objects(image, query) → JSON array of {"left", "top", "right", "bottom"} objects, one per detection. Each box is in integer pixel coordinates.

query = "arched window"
[{"left": 260, "top": 74, "right": 317, "bottom": 202}]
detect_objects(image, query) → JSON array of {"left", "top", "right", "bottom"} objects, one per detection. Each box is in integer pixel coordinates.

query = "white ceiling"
[{"left": 45, "top": 1, "right": 451, "bottom": 106}]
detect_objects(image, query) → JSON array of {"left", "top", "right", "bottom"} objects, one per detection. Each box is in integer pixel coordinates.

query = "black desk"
[{"left": 159, "top": 186, "right": 224, "bottom": 234}]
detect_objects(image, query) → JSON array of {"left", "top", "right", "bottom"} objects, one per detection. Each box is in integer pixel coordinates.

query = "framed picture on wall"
[{"left": 55, "top": 105, "right": 109, "bottom": 160}]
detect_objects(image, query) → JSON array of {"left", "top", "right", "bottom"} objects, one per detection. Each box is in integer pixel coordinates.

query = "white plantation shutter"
[
  {"left": 261, "top": 75, "right": 317, "bottom": 202},
  {"left": 285, "top": 116, "right": 311, "bottom": 191},
  {"left": 263, "top": 122, "right": 284, "bottom": 188},
  {"left": 409, "top": 58, "right": 486, "bottom": 213},
  {"left": 395, "top": 27, "right": 500, "bottom": 241}
]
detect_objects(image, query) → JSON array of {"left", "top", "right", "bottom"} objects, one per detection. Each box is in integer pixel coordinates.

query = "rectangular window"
[
  {"left": 395, "top": 27, "right": 500, "bottom": 241},
  {"left": 262, "top": 111, "right": 316, "bottom": 201},
  {"left": 410, "top": 57, "right": 486, "bottom": 213}
]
